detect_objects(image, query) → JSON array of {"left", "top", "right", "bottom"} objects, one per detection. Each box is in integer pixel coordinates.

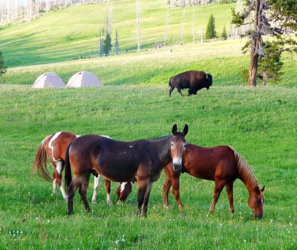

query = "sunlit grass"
[{"left": 0, "top": 84, "right": 296, "bottom": 248}]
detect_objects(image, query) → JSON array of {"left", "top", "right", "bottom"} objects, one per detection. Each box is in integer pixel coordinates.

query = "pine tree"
[
  {"left": 257, "top": 41, "right": 283, "bottom": 86},
  {"left": 222, "top": 25, "right": 227, "bottom": 40},
  {"left": 232, "top": 0, "right": 297, "bottom": 87},
  {"left": 103, "top": 33, "right": 112, "bottom": 56},
  {"left": 205, "top": 14, "right": 216, "bottom": 40},
  {"left": 0, "top": 50, "right": 7, "bottom": 78}
]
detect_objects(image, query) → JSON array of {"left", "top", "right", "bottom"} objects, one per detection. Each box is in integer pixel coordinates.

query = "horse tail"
[
  {"left": 64, "top": 143, "right": 72, "bottom": 191},
  {"left": 31, "top": 136, "right": 52, "bottom": 182},
  {"left": 169, "top": 77, "right": 172, "bottom": 86}
]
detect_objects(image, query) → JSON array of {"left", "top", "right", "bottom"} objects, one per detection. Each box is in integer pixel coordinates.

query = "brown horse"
[
  {"left": 163, "top": 144, "right": 265, "bottom": 219},
  {"left": 65, "top": 124, "right": 188, "bottom": 216},
  {"left": 32, "top": 131, "right": 130, "bottom": 205}
]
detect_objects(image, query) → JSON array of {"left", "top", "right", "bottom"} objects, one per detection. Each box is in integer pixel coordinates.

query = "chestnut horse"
[
  {"left": 163, "top": 144, "right": 265, "bottom": 219},
  {"left": 65, "top": 124, "right": 188, "bottom": 216},
  {"left": 32, "top": 131, "right": 130, "bottom": 204}
]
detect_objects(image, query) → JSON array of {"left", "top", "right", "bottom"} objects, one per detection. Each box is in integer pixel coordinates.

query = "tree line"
[{"left": 0, "top": 0, "right": 107, "bottom": 25}]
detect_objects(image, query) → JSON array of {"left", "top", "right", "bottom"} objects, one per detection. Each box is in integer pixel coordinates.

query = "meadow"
[
  {"left": 0, "top": 1, "right": 297, "bottom": 249},
  {"left": 0, "top": 83, "right": 296, "bottom": 249}
]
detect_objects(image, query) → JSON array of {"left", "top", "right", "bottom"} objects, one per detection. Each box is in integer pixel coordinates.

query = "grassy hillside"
[
  {"left": 0, "top": 84, "right": 296, "bottom": 248},
  {"left": 0, "top": 1, "right": 236, "bottom": 67},
  {"left": 2, "top": 39, "right": 297, "bottom": 87}
]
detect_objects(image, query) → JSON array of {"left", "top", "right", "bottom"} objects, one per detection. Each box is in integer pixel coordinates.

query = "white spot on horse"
[
  {"left": 48, "top": 132, "right": 62, "bottom": 161},
  {"left": 120, "top": 182, "right": 127, "bottom": 192},
  {"left": 76, "top": 135, "right": 81, "bottom": 138},
  {"left": 130, "top": 145, "right": 133, "bottom": 148},
  {"left": 101, "top": 135, "right": 111, "bottom": 139},
  {"left": 56, "top": 161, "right": 63, "bottom": 174},
  {"left": 41, "top": 135, "right": 50, "bottom": 146}
]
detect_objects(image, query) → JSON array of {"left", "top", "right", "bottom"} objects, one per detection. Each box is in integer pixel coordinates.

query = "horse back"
[
  {"left": 183, "top": 144, "right": 238, "bottom": 181},
  {"left": 43, "top": 131, "right": 77, "bottom": 162},
  {"left": 69, "top": 135, "right": 142, "bottom": 182}
]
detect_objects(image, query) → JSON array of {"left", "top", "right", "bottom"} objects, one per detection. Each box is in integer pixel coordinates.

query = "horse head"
[
  {"left": 248, "top": 185, "right": 265, "bottom": 219},
  {"left": 170, "top": 124, "right": 188, "bottom": 172}
]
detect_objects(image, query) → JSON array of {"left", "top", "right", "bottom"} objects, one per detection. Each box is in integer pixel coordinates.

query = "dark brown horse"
[
  {"left": 32, "top": 131, "right": 130, "bottom": 205},
  {"left": 65, "top": 124, "right": 188, "bottom": 216},
  {"left": 163, "top": 144, "right": 265, "bottom": 219}
]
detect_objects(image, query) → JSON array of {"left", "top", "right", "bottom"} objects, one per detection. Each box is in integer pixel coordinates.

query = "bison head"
[{"left": 206, "top": 74, "right": 212, "bottom": 89}]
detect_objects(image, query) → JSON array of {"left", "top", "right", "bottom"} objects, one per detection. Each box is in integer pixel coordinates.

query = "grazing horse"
[
  {"left": 163, "top": 144, "right": 265, "bottom": 219},
  {"left": 32, "top": 131, "right": 130, "bottom": 205},
  {"left": 65, "top": 124, "right": 188, "bottom": 216}
]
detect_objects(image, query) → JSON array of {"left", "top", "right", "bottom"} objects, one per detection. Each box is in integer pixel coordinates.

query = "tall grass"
[{"left": 0, "top": 84, "right": 296, "bottom": 248}]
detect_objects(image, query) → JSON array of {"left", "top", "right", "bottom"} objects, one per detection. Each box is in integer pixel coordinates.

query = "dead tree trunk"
[{"left": 248, "top": 0, "right": 261, "bottom": 87}]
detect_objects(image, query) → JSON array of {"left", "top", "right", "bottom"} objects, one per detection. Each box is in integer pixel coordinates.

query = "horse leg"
[
  {"left": 141, "top": 182, "right": 152, "bottom": 217},
  {"left": 92, "top": 175, "right": 102, "bottom": 204},
  {"left": 136, "top": 179, "right": 148, "bottom": 217},
  {"left": 67, "top": 176, "right": 82, "bottom": 215},
  {"left": 52, "top": 172, "right": 58, "bottom": 195},
  {"left": 169, "top": 86, "right": 175, "bottom": 97},
  {"left": 163, "top": 176, "right": 172, "bottom": 208},
  {"left": 55, "top": 161, "right": 68, "bottom": 201},
  {"left": 50, "top": 160, "right": 58, "bottom": 196},
  {"left": 78, "top": 173, "right": 91, "bottom": 213},
  {"left": 209, "top": 180, "right": 226, "bottom": 213},
  {"left": 226, "top": 182, "right": 234, "bottom": 214},
  {"left": 105, "top": 179, "right": 113, "bottom": 206},
  {"left": 171, "top": 176, "right": 183, "bottom": 211}
]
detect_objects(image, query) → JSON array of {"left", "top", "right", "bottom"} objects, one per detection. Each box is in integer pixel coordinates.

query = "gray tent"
[
  {"left": 31, "top": 72, "right": 65, "bottom": 88},
  {"left": 66, "top": 71, "right": 103, "bottom": 88}
]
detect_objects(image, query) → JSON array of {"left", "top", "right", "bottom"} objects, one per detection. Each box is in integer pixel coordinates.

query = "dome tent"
[
  {"left": 31, "top": 72, "right": 65, "bottom": 88},
  {"left": 66, "top": 71, "right": 103, "bottom": 88}
]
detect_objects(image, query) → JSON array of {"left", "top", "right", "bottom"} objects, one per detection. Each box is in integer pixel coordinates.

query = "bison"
[{"left": 169, "top": 70, "right": 212, "bottom": 97}]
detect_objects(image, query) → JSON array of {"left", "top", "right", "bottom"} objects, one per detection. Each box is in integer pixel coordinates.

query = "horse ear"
[
  {"left": 183, "top": 124, "right": 188, "bottom": 136},
  {"left": 261, "top": 185, "right": 265, "bottom": 192},
  {"left": 206, "top": 74, "right": 208, "bottom": 79},
  {"left": 172, "top": 124, "right": 177, "bottom": 135}
]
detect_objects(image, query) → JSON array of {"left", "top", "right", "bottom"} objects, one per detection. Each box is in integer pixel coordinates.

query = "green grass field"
[
  {"left": 0, "top": 84, "right": 296, "bottom": 249},
  {"left": 0, "top": 1, "right": 297, "bottom": 249}
]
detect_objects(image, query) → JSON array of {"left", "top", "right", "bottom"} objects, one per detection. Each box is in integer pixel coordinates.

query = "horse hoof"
[
  {"left": 117, "top": 200, "right": 124, "bottom": 206},
  {"left": 92, "top": 200, "right": 97, "bottom": 205},
  {"left": 179, "top": 213, "right": 186, "bottom": 218},
  {"left": 106, "top": 201, "right": 113, "bottom": 206}
]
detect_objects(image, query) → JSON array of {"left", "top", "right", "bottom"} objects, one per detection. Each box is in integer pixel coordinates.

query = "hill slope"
[{"left": 0, "top": 1, "right": 236, "bottom": 67}]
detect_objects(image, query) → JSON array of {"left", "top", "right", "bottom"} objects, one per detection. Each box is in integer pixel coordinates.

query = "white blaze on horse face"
[
  {"left": 171, "top": 142, "right": 185, "bottom": 167},
  {"left": 48, "top": 131, "right": 62, "bottom": 161},
  {"left": 172, "top": 157, "right": 182, "bottom": 167}
]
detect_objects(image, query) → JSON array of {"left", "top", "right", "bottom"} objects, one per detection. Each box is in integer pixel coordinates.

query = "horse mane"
[{"left": 232, "top": 148, "right": 259, "bottom": 191}]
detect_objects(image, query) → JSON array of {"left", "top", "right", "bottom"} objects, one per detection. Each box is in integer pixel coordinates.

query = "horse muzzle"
[
  {"left": 172, "top": 160, "right": 182, "bottom": 172},
  {"left": 254, "top": 213, "right": 263, "bottom": 220}
]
